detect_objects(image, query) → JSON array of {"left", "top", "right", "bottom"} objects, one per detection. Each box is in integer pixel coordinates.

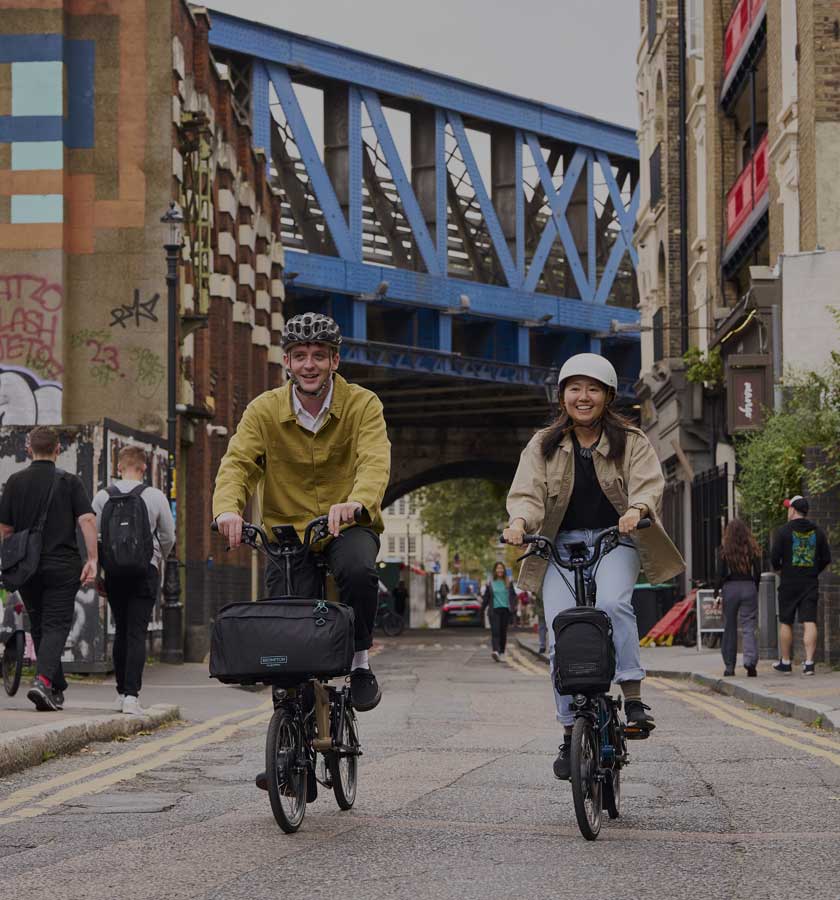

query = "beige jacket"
[{"left": 507, "top": 426, "right": 685, "bottom": 592}]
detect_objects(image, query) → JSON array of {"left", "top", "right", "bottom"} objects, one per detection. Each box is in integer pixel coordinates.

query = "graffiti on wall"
[
  {"left": 109, "top": 290, "right": 160, "bottom": 329},
  {"left": 0, "top": 365, "right": 62, "bottom": 425},
  {"left": 0, "top": 274, "right": 64, "bottom": 382},
  {"left": 69, "top": 328, "right": 164, "bottom": 399}
]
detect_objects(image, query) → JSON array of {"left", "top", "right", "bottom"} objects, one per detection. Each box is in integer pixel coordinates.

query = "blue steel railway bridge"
[{"left": 209, "top": 14, "right": 641, "bottom": 499}]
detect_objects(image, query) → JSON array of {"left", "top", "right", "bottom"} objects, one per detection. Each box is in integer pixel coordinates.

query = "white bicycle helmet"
[
  {"left": 557, "top": 353, "right": 618, "bottom": 392},
  {"left": 281, "top": 312, "right": 342, "bottom": 350}
]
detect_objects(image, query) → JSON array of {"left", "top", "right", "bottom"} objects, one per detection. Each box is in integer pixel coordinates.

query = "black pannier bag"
[
  {"left": 552, "top": 607, "right": 616, "bottom": 695},
  {"left": 209, "top": 598, "right": 355, "bottom": 685}
]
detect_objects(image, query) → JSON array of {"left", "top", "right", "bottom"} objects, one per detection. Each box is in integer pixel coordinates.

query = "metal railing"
[
  {"left": 723, "top": 0, "right": 766, "bottom": 81},
  {"left": 691, "top": 464, "right": 729, "bottom": 586}
]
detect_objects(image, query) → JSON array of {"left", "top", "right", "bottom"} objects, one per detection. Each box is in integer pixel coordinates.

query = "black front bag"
[
  {"left": 552, "top": 607, "right": 616, "bottom": 695},
  {"left": 209, "top": 598, "right": 355, "bottom": 685}
]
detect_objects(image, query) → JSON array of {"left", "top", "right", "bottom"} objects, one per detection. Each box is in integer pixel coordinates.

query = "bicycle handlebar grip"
[
  {"left": 353, "top": 506, "right": 365, "bottom": 524},
  {"left": 210, "top": 521, "right": 219, "bottom": 533},
  {"left": 636, "top": 518, "right": 652, "bottom": 530}
]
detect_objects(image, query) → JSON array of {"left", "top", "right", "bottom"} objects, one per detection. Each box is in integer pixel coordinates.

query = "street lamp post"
[{"left": 161, "top": 201, "right": 184, "bottom": 664}]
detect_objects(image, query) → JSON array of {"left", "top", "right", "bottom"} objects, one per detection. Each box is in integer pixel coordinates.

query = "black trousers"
[
  {"left": 106, "top": 565, "right": 158, "bottom": 696},
  {"left": 490, "top": 607, "right": 511, "bottom": 654},
  {"left": 265, "top": 526, "right": 380, "bottom": 652},
  {"left": 19, "top": 560, "right": 81, "bottom": 692}
]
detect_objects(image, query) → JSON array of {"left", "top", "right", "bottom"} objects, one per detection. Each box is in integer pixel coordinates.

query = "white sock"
[
  {"left": 352, "top": 650, "right": 369, "bottom": 670},
  {"left": 782, "top": 658, "right": 791, "bottom": 665},
  {"left": 805, "top": 659, "right": 814, "bottom": 665}
]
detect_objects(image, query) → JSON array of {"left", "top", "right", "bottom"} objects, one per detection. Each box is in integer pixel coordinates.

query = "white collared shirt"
[{"left": 292, "top": 377, "right": 334, "bottom": 434}]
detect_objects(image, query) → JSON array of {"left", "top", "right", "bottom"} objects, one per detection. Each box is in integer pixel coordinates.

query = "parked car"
[{"left": 440, "top": 594, "right": 484, "bottom": 628}]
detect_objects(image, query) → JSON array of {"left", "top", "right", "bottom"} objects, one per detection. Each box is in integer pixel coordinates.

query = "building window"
[
  {"left": 649, "top": 143, "right": 663, "bottom": 208},
  {"left": 398, "top": 498, "right": 406, "bottom": 516},
  {"left": 653, "top": 308, "right": 664, "bottom": 362},
  {"left": 399, "top": 537, "right": 406, "bottom": 553},
  {"left": 388, "top": 536, "right": 396, "bottom": 554},
  {"left": 648, "top": 0, "right": 658, "bottom": 51},
  {"left": 687, "top": 0, "right": 704, "bottom": 57},
  {"left": 409, "top": 537, "right": 417, "bottom": 556}
]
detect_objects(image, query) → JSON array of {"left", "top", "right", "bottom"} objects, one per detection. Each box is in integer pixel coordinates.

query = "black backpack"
[
  {"left": 552, "top": 607, "right": 616, "bottom": 696},
  {"left": 100, "top": 484, "right": 154, "bottom": 576}
]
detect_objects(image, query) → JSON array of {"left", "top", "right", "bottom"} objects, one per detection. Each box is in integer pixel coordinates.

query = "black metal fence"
[
  {"left": 662, "top": 479, "right": 686, "bottom": 595},
  {"left": 691, "top": 464, "right": 730, "bottom": 586}
]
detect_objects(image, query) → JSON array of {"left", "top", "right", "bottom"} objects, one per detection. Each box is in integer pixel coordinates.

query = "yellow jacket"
[
  {"left": 507, "top": 426, "right": 685, "bottom": 591},
  {"left": 213, "top": 374, "right": 391, "bottom": 539}
]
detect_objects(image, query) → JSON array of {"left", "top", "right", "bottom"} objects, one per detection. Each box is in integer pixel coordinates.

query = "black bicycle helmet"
[{"left": 281, "top": 312, "right": 342, "bottom": 350}]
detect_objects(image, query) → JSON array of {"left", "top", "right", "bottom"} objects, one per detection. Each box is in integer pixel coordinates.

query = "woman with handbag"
[
  {"left": 714, "top": 519, "right": 761, "bottom": 677},
  {"left": 502, "top": 354, "right": 684, "bottom": 780}
]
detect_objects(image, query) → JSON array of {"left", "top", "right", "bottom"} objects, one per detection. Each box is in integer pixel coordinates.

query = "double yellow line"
[
  {"left": 503, "top": 646, "right": 546, "bottom": 677},
  {"left": 647, "top": 677, "right": 840, "bottom": 767},
  {"left": 0, "top": 701, "right": 272, "bottom": 826}
]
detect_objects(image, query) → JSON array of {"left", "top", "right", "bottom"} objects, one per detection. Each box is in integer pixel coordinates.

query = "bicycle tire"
[
  {"left": 328, "top": 704, "right": 359, "bottom": 810},
  {"left": 381, "top": 611, "right": 405, "bottom": 637},
  {"left": 265, "top": 707, "right": 307, "bottom": 832},
  {"left": 2, "top": 631, "right": 24, "bottom": 697},
  {"left": 570, "top": 717, "right": 602, "bottom": 841}
]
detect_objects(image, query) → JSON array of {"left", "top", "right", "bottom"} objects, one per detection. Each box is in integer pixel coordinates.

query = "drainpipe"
[{"left": 678, "top": 0, "right": 689, "bottom": 355}]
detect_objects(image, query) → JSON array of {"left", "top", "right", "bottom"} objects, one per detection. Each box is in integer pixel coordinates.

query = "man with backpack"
[
  {"left": 92, "top": 445, "right": 175, "bottom": 715},
  {"left": 0, "top": 426, "right": 98, "bottom": 711}
]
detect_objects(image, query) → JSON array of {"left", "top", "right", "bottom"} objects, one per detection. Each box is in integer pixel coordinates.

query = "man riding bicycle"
[{"left": 213, "top": 312, "right": 391, "bottom": 765}]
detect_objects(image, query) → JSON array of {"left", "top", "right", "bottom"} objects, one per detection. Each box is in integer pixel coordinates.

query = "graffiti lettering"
[
  {"left": 0, "top": 365, "right": 62, "bottom": 424},
  {"left": 70, "top": 329, "right": 124, "bottom": 386},
  {"left": 129, "top": 347, "right": 164, "bottom": 399},
  {"left": 0, "top": 274, "right": 64, "bottom": 380},
  {"left": 109, "top": 290, "right": 160, "bottom": 329}
]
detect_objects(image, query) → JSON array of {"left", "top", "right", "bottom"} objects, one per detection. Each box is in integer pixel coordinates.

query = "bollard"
[{"left": 758, "top": 572, "right": 778, "bottom": 659}]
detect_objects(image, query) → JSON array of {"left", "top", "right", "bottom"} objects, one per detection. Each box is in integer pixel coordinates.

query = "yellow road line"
[
  {"left": 505, "top": 647, "right": 546, "bottom": 677},
  {"left": 0, "top": 707, "right": 271, "bottom": 826},
  {"left": 0, "top": 701, "right": 271, "bottom": 815},
  {"left": 649, "top": 679, "right": 840, "bottom": 768},
  {"left": 647, "top": 677, "right": 840, "bottom": 752}
]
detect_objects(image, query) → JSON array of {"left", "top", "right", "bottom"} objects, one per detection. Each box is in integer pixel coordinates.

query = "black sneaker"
[
  {"left": 27, "top": 678, "right": 58, "bottom": 712},
  {"left": 803, "top": 662, "right": 816, "bottom": 676},
  {"left": 624, "top": 700, "right": 655, "bottom": 731},
  {"left": 745, "top": 665, "right": 757, "bottom": 677},
  {"left": 772, "top": 660, "right": 792, "bottom": 674},
  {"left": 350, "top": 667, "right": 381, "bottom": 712},
  {"left": 723, "top": 668, "right": 735, "bottom": 677},
  {"left": 53, "top": 689, "right": 65, "bottom": 709},
  {"left": 255, "top": 771, "right": 268, "bottom": 791},
  {"left": 553, "top": 740, "right": 571, "bottom": 780}
]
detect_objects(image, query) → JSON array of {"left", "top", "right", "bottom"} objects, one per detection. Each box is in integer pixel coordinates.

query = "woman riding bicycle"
[{"left": 502, "top": 353, "right": 684, "bottom": 780}]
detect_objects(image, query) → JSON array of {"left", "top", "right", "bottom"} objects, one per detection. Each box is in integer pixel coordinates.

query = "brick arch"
[{"left": 383, "top": 460, "right": 515, "bottom": 508}]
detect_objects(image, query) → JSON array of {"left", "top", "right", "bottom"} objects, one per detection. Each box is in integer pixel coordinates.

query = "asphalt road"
[{"left": 2, "top": 630, "right": 839, "bottom": 900}]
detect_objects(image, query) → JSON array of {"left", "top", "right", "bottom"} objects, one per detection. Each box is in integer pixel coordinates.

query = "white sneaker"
[
  {"left": 122, "top": 695, "right": 146, "bottom": 716},
  {"left": 498, "top": 652, "right": 506, "bottom": 661},
  {"left": 113, "top": 693, "right": 125, "bottom": 711},
  {"left": 491, "top": 651, "right": 500, "bottom": 662}
]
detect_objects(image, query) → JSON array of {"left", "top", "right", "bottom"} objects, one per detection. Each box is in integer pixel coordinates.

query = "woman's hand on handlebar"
[
  {"left": 215, "top": 512, "right": 244, "bottom": 549},
  {"left": 502, "top": 519, "right": 527, "bottom": 546},
  {"left": 328, "top": 501, "right": 363, "bottom": 538}
]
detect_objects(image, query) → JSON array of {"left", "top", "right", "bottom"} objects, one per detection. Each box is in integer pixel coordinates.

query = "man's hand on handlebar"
[
  {"left": 618, "top": 507, "right": 644, "bottom": 535},
  {"left": 215, "top": 512, "right": 244, "bottom": 549},
  {"left": 328, "top": 501, "right": 363, "bottom": 538},
  {"left": 502, "top": 519, "right": 527, "bottom": 546}
]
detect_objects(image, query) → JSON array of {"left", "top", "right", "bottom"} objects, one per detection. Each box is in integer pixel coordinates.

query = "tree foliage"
[
  {"left": 736, "top": 309, "right": 840, "bottom": 545},
  {"left": 416, "top": 479, "right": 509, "bottom": 575}
]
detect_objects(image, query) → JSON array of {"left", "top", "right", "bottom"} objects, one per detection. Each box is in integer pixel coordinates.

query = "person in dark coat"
[{"left": 482, "top": 562, "right": 516, "bottom": 661}]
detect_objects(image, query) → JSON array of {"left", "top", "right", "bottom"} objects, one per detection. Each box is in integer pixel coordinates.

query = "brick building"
[{"left": 635, "top": 0, "right": 840, "bottom": 655}]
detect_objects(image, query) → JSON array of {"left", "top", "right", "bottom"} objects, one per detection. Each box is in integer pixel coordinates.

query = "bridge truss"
[{"left": 208, "top": 13, "right": 641, "bottom": 427}]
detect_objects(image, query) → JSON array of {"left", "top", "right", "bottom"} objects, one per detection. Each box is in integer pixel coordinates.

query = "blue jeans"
[{"left": 543, "top": 528, "right": 643, "bottom": 725}]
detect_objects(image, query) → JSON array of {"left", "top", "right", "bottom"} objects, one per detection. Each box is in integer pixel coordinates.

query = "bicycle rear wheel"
[
  {"left": 603, "top": 767, "right": 620, "bottom": 819},
  {"left": 570, "top": 717, "right": 602, "bottom": 840},
  {"left": 328, "top": 704, "right": 359, "bottom": 810},
  {"left": 266, "top": 708, "right": 307, "bottom": 832},
  {"left": 2, "top": 631, "right": 24, "bottom": 696},
  {"left": 381, "top": 610, "right": 405, "bottom": 637}
]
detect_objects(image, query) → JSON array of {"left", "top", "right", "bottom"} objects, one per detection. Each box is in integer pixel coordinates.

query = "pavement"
[
  {"left": 0, "top": 660, "right": 268, "bottom": 777},
  {"left": 517, "top": 631, "right": 840, "bottom": 730}
]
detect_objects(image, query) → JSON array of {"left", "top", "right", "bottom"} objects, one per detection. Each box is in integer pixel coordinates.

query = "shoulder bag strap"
[{"left": 33, "top": 472, "right": 60, "bottom": 535}]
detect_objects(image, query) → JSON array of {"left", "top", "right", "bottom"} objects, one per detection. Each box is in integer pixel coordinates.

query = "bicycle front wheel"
[
  {"left": 328, "top": 704, "right": 359, "bottom": 810},
  {"left": 381, "top": 611, "right": 405, "bottom": 637},
  {"left": 570, "top": 717, "right": 602, "bottom": 840},
  {"left": 266, "top": 708, "right": 307, "bottom": 833},
  {"left": 2, "top": 631, "right": 24, "bottom": 696}
]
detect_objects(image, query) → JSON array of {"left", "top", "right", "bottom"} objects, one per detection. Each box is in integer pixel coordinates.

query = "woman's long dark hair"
[
  {"left": 540, "top": 394, "right": 635, "bottom": 462},
  {"left": 491, "top": 561, "right": 509, "bottom": 587},
  {"left": 721, "top": 518, "right": 759, "bottom": 575}
]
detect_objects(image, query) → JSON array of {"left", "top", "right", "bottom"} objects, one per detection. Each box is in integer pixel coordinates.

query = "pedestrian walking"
[
  {"left": 0, "top": 426, "right": 98, "bottom": 711},
  {"left": 503, "top": 353, "right": 684, "bottom": 780},
  {"left": 714, "top": 519, "right": 761, "bottom": 677},
  {"left": 482, "top": 562, "right": 516, "bottom": 661},
  {"left": 92, "top": 445, "right": 175, "bottom": 715},
  {"left": 770, "top": 495, "right": 831, "bottom": 676},
  {"left": 392, "top": 579, "right": 408, "bottom": 618}
]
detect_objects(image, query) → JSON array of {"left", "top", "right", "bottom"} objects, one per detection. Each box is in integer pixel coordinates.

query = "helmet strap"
[{"left": 288, "top": 371, "right": 332, "bottom": 400}]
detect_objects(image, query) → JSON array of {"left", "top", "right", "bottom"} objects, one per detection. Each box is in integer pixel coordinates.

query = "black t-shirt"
[
  {"left": 559, "top": 433, "right": 620, "bottom": 532},
  {"left": 0, "top": 461, "right": 93, "bottom": 567}
]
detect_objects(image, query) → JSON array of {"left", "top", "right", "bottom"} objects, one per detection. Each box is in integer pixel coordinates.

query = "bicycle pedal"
[{"left": 624, "top": 726, "right": 651, "bottom": 741}]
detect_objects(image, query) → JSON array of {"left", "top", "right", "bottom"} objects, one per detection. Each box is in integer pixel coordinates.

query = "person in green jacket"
[{"left": 213, "top": 313, "right": 391, "bottom": 758}]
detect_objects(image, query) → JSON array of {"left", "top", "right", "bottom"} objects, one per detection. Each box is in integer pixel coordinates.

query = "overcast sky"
[{"left": 203, "top": 0, "right": 641, "bottom": 130}]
